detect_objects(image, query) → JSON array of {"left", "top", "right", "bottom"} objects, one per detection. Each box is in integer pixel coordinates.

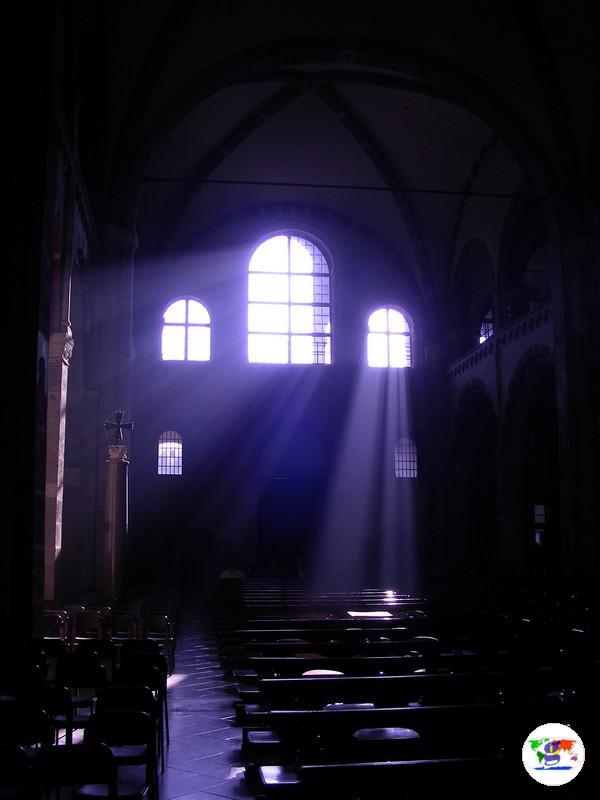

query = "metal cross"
[{"left": 104, "top": 410, "right": 135, "bottom": 442}]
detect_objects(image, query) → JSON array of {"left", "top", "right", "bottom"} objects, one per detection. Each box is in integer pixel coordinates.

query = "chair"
[
  {"left": 141, "top": 616, "right": 175, "bottom": 674},
  {"left": 56, "top": 652, "right": 109, "bottom": 712},
  {"left": 113, "top": 666, "right": 169, "bottom": 749},
  {"left": 76, "top": 641, "right": 118, "bottom": 681},
  {"left": 37, "top": 741, "right": 143, "bottom": 800},
  {"left": 73, "top": 611, "right": 105, "bottom": 645},
  {"left": 121, "top": 642, "right": 169, "bottom": 744},
  {"left": 117, "top": 641, "right": 161, "bottom": 667},
  {"left": 103, "top": 613, "right": 138, "bottom": 644},
  {"left": 36, "top": 683, "right": 94, "bottom": 746},
  {"left": 84, "top": 711, "right": 158, "bottom": 800},
  {"left": 0, "top": 701, "right": 54, "bottom": 752},
  {"left": 95, "top": 686, "right": 164, "bottom": 771},
  {"left": 42, "top": 610, "right": 69, "bottom": 645}
]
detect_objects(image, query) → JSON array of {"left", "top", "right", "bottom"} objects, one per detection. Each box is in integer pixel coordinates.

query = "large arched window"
[
  {"left": 248, "top": 234, "right": 331, "bottom": 364},
  {"left": 367, "top": 307, "right": 412, "bottom": 367},
  {"left": 158, "top": 431, "right": 182, "bottom": 475},
  {"left": 162, "top": 297, "right": 210, "bottom": 361}
]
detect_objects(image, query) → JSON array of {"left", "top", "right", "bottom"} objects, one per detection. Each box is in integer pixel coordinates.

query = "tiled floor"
[{"left": 160, "top": 612, "right": 253, "bottom": 800}]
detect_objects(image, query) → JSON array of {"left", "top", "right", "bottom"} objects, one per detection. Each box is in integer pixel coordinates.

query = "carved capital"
[
  {"left": 49, "top": 330, "right": 75, "bottom": 366},
  {"left": 107, "top": 444, "right": 129, "bottom": 462}
]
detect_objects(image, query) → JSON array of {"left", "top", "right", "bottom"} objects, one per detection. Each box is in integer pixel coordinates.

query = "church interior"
[{"left": 3, "top": 1, "right": 599, "bottom": 797}]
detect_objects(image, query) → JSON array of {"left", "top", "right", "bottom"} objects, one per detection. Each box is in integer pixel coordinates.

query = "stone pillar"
[
  {"left": 43, "top": 330, "right": 74, "bottom": 599},
  {"left": 92, "top": 225, "right": 137, "bottom": 594},
  {"left": 103, "top": 444, "right": 129, "bottom": 599}
]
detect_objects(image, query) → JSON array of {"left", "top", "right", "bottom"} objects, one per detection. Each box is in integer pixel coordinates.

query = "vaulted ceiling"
[{"left": 75, "top": 1, "right": 598, "bottom": 314}]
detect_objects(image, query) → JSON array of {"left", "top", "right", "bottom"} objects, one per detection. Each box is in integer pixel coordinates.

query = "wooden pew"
[
  {"left": 249, "top": 666, "right": 596, "bottom": 710},
  {"left": 296, "top": 756, "right": 519, "bottom": 799},
  {"left": 243, "top": 651, "right": 480, "bottom": 679},
  {"left": 245, "top": 698, "right": 587, "bottom": 765},
  {"left": 240, "top": 638, "right": 444, "bottom": 659}
]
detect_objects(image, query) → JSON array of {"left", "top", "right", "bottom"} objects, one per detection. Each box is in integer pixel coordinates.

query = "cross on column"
[{"left": 104, "top": 410, "right": 135, "bottom": 442}]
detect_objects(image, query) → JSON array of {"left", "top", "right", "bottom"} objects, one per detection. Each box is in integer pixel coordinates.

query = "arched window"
[
  {"left": 479, "top": 308, "right": 494, "bottom": 344},
  {"left": 158, "top": 431, "right": 182, "bottom": 475},
  {"left": 367, "top": 307, "right": 412, "bottom": 367},
  {"left": 394, "top": 438, "right": 418, "bottom": 478},
  {"left": 248, "top": 234, "right": 331, "bottom": 364},
  {"left": 162, "top": 297, "right": 210, "bottom": 361}
]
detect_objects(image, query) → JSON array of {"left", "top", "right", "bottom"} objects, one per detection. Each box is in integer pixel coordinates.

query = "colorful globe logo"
[{"left": 522, "top": 722, "right": 585, "bottom": 786}]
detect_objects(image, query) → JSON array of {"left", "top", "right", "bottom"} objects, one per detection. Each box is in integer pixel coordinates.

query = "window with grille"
[
  {"left": 248, "top": 234, "right": 331, "bottom": 364},
  {"left": 394, "top": 438, "right": 418, "bottom": 478},
  {"left": 162, "top": 297, "right": 210, "bottom": 361},
  {"left": 367, "top": 307, "right": 412, "bottom": 367},
  {"left": 158, "top": 431, "right": 182, "bottom": 475}
]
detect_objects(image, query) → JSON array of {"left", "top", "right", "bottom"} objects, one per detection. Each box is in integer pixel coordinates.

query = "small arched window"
[
  {"left": 158, "top": 431, "right": 182, "bottom": 475},
  {"left": 394, "top": 438, "right": 418, "bottom": 478},
  {"left": 479, "top": 308, "right": 494, "bottom": 344},
  {"left": 367, "top": 307, "right": 412, "bottom": 367},
  {"left": 162, "top": 298, "right": 210, "bottom": 361},
  {"left": 248, "top": 234, "right": 331, "bottom": 364}
]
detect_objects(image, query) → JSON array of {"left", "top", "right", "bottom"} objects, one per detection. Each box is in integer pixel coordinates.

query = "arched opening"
[
  {"left": 500, "top": 352, "right": 561, "bottom": 588},
  {"left": 446, "top": 384, "right": 499, "bottom": 599}
]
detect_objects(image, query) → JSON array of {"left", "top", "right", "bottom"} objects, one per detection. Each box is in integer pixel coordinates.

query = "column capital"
[
  {"left": 49, "top": 330, "right": 75, "bottom": 366},
  {"left": 107, "top": 444, "right": 129, "bottom": 463}
]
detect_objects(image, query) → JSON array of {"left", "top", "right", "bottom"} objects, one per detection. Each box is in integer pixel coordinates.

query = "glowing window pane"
[
  {"left": 162, "top": 326, "right": 185, "bottom": 360},
  {"left": 249, "top": 303, "right": 289, "bottom": 333},
  {"left": 162, "top": 297, "right": 211, "bottom": 362},
  {"left": 367, "top": 307, "right": 412, "bottom": 368},
  {"left": 249, "top": 273, "right": 289, "bottom": 302},
  {"left": 389, "top": 334, "right": 410, "bottom": 368},
  {"left": 479, "top": 310, "right": 494, "bottom": 344},
  {"left": 290, "top": 275, "right": 313, "bottom": 303},
  {"left": 187, "top": 300, "right": 210, "bottom": 324},
  {"left": 187, "top": 326, "right": 210, "bottom": 361},
  {"left": 290, "top": 239, "right": 313, "bottom": 273},
  {"left": 290, "top": 305, "right": 314, "bottom": 333},
  {"left": 368, "top": 332, "right": 388, "bottom": 367},
  {"left": 163, "top": 299, "right": 186, "bottom": 323},
  {"left": 314, "top": 307, "right": 330, "bottom": 334},
  {"left": 249, "top": 236, "right": 288, "bottom": 272},
  {"left": 314, "top": 275, "right": 330, "bottom": 304},
  {"left": 368, "top": 308, "right": 388, "bottom": 332},
  {"left": 248, "top": 234, "right": 331, "bottom": 364},
  {"left": 158, "top": 431, "right": 182, "bottom": 475},
  {"left": 248, "top": 333, "right": 288, "bottom": 363},
  {"left": 291, "top": 335, "right": 314, "bottom": 363},
  {"left": 388, "top": 309, "right": 409, "bottom": 333},
  {"left": 313, "top": 336, "right": 331, "bottom": 365},
  {"left": 395, "top": 438, "right": 417, "bottom": 478}
]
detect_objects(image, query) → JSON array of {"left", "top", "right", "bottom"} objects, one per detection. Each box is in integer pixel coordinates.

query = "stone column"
[
  {"left": 43, "top": 330, "right": 74, "bottom": 599},
  {"left": 103, "top": 444, "right": 129, "bottom": 599},
  {"left": 92, "top": 225, "right": 137, "bottom": 594}
]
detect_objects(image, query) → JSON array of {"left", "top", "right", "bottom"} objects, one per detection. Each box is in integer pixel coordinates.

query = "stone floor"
[{"left": 159, "top": 612, "right": 253, "bottom": 800}]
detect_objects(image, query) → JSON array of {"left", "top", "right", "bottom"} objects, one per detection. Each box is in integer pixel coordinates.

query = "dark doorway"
[{"left": 258, "top": 477, "right": 326, "bottom": 577}]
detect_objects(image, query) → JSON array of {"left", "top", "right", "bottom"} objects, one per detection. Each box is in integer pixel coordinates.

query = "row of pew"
[{"left": 214, "top": 581, "right": 598, "bottom": 799}]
